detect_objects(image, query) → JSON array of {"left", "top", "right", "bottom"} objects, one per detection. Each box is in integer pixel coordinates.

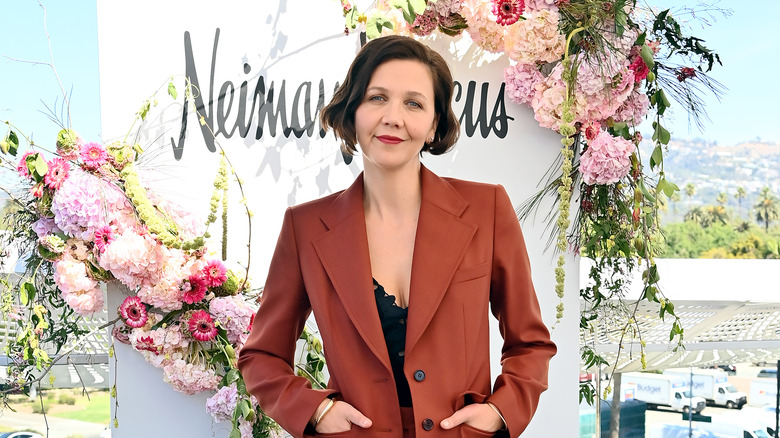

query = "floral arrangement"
[
  {"left": 0, "top": 78, "right": 335, "bottom": 436},
  {"left": 338, "top": 0, "right": 724, "bottom": 402}
]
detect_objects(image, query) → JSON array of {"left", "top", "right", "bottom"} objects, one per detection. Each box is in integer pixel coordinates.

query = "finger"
[
  {"left": 344, "top": 405, "right": 372, "bottom": 428},
  {"left": 440, "top": 405, "right": 474, "bottom": 429}
]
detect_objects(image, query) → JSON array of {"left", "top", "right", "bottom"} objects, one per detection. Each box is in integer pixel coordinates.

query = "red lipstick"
[{"left": 376, "top": 135, "right": 403, "bottom": 144}]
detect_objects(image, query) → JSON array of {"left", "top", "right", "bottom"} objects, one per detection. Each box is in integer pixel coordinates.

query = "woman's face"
[{"left": 355, "top": 59, "right": 438, "bottom": 173}]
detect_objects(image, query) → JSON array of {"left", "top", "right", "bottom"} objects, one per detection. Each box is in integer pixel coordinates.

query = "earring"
[{"left": 428, "top": 136, "right": 434, "bottom": 143}]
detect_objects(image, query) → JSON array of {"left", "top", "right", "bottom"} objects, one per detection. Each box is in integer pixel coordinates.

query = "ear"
[{"left": 428, "top": 115, "right": 439, "bottom": 141}]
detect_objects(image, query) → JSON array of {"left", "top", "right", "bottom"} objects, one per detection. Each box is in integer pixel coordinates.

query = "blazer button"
[
  {"left": 414, "top": 370, "right": 426, "bottom": 382},
  {"left": 422, "top": 418, "right": 434, "bottom": 431}
]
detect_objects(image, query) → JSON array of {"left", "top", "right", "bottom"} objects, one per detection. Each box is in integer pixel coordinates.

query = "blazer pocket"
[
  {"left": 460, "top": 423, "right": 497, "bottom": 437},
  {"left": 316, "top": 429, "right": 352, "bottom": 437},
  {"left": 451, "top": 262, "right": 490, "bottom": 285}
]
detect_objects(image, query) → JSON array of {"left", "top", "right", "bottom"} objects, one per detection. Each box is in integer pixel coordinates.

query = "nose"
[{"left": 381, "top": 101, "right": 404, "bottom": 127}]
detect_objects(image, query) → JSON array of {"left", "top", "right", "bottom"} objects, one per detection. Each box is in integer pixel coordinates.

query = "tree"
[
  {"left": 716, "top": 192, "right": 728, "bottom": 207},
  {"left": 734, "top": 186, "right": 747, "bottom": 219},
  {"left": 685, "top": 183, "right": 696, "bottom": 201},
  {"left": 754, "top": 187, "right": 780, "bottom": 232}
]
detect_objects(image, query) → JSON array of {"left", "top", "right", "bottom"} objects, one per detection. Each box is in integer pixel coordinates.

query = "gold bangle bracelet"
[
  {"left": 314, "top": 398, "right": 336, "bottom": 427},
  {"left": 486, "top": 402, "right": 507, "bottom": 431}
]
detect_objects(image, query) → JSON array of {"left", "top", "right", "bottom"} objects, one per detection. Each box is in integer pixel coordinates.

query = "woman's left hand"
[{"left": 440, "top": 403, "right": 504, "bottom": 433}]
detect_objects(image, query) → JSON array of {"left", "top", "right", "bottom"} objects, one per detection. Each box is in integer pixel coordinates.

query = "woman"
[{"left": 238, "top": 35, "right": 556, "bottom": 438}]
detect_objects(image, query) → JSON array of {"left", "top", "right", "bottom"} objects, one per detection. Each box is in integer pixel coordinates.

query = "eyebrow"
[{"left": 365, "top": 86, "right": 429, "bottom": 101}]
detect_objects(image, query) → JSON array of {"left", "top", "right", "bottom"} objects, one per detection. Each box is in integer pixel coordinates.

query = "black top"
[{"left": 373, "top": 278, "right": 412, "bottom": 407}]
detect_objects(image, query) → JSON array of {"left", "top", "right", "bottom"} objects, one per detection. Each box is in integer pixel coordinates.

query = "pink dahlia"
[
  {"left": 492, "top": 0, "right": 524, "bottom": 25},
  {"left": 79, "top": 142, "right": 109, "bottom": 170},
  {"left": 94, "top": 225, "right": 115, "bottom": 252},
  {"left": 182, "top": 274, "right": 207, "bottom": 304},
  {"left": 44, "top": 158, "right": 70, "bottom": 190},
  {"left": 29, "top": 183, "right": 44, "bottom": 198},
  {"left": 629, "top": 56, "right": 649, "bottom": 82},
  {"left": 188, "top": 310, "right": 217, "bottom": 342},
  {"left": 202, "top": 259, "right": 227, "bottom": 287},
  {"left": 135, "top": 335, "right": 160, "bottom": 354},
  {"left": 119, "top": 295, "right": 149, "bottom": 328},
  {"left": 17, "top": 151, "right": 38, "bottom": 179}
]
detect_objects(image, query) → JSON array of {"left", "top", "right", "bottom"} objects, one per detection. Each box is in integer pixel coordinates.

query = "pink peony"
[
  {"left": 79, "top": 142, "right": 109, "bottom": 170},
  {"left": 53, "top": 255, "right": 97, "bottom": 295},
  {"left": 44, "top": 158, "right": 70, "bottom": 190},
  {"left": 119, "top": 296, "right": 148, "bottom": 328},
  {"left": 98, "top": 230, "right": 157, "bottom": 290},
  {"left": 492, "top": 0, "right": 524, "bottom": 25},
  {"left": 202, "top": 259, "right": 227, "bottom": 287},
  {"left": 579, "top": 131, "right": 636, "bottom": 185},
  {"left": 504, "top": 63, "right": 544, "bottom": 106},
  {"left": 188, "top": 310, "right": 217, "bottom": 342}
]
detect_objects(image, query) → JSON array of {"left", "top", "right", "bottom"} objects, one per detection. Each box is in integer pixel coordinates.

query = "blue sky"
[{"left": 1, "top": 1, "right": 778, "bottom": 151}]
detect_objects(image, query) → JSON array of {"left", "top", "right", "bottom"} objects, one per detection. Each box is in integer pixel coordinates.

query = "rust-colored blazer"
[{"left": 238, "top": 165, "right": 556, "bottom": 438}]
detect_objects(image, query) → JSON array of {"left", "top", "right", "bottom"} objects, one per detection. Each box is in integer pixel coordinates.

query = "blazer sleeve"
[
  {"left": 237, "top": 207, "right": 337, "bottom": 438},
  {"left": 485, "top": 185, "right": 557, "bottom": 438}
]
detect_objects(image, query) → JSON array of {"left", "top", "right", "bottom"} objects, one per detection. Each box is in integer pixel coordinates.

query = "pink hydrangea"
[
  {"left": 32, "top": 217, "right": 60, "bottom": 238},
  {"left": 79, "top": 142, "right": 109, "bottom": 170},
  {"left": 206, "top": 383, "right": 259, "bottom": 437},
  {"left": 504, "top": 63, "right": 544, "bottom": 106},
  {"left": 431, "top": 0, "right": 462, "bottom": 16},
  {"left": 575, "top": 59, "right": 635, "bottom": 123},
  {"left": 51, "top": 169, "right": 131, "bottom": 241},
  {"left": 209, "top": 295, "right": 257, "bottom": 345},
  {"left": 53, "top": 255, "right": 97, "bottom": 295},
  {"left": 525, "top": 0, "right": 558, "bottom": 12},
  {"left": 409, "top": 8, "right": 438, "bottom": 36},
  {"left": 162, "top": 359, "right": 220, "bottom": 395},
  {"left": 98, "top": 230, "right": 157, "bottom": 290},
  {"left": 579, "top": 130, "right": 636, "bottom": 185},
  {"left": 62, "top": 287, "right": 104, "bottom": 315},
  {"left": 44, "top": 158, "right": 70, "bottom": 190},
  {"left": 129, "top": 315, "right": 189, "bottom": 368},
  {"left": 137, "top": 276, "right": 184, "bottom": 312},
  {"left": 612, "top": 89, "right": 650, "bottom": 126},
  {"left": 505, "top": 9, "right": 565, "bottom": 64},
  {"left": 462, "top": 0, "right": 508, "bottom": 53}
]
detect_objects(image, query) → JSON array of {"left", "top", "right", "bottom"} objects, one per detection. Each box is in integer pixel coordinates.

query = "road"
[{"left": 0, "top": 409, "right": 106, "bottom": 438}]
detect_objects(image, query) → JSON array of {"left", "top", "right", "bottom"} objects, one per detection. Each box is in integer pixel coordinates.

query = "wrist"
[
  {"left": 486, "top": 402, "right": 507, "bottom": 431},
  {"left": 312, "top": 397, "right": 336, "bottom": 427}
]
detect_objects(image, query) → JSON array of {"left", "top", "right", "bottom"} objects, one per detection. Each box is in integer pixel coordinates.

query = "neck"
[{"left": 363, "top": 161, "right": 422, "bottom": 221}]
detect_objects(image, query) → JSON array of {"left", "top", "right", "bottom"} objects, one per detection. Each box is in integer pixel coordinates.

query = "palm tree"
[
  {"left": 735, "top": 186, "right": 747, "bottom": 219},
  {"left": 716, "top": 192, "right": 728, "bottom": 207},
  {"left": 754, "top": 187, "right": 780, "bottom": 232},
  {"left": 685, "top": 183, "right": 696, "bottom": 201}
]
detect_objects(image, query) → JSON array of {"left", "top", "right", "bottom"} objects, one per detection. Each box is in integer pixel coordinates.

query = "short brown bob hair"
[{"left": 320, "top": 35, "right": 460, "bottom": 156}]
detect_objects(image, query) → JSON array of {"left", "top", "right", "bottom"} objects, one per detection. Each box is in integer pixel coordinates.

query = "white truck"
[
  {"left": 622, "top": 372, "right": 706, "bottom": 413},
  {"left": 649, "top": 420, "right": 771, "bottom": 438},
  {"left": 663, "top": 368, "right": 747, "bottom": 409},
  {"left": 750, "top": 378, "right": 778, "bottom": 407}
]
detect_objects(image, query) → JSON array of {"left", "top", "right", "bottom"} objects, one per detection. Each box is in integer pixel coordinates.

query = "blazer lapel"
[
  {"left": 313, "top": 173, "right": 392, "bottom": 372},
  {"left": 405, "top": 166, "right": 477, "bottom": 353}
]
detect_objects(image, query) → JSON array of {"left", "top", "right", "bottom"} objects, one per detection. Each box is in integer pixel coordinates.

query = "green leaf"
[
  {"left": 167, "top": 82, "right": 178, "bottom": 100},
  {"left": 345, "top": 6, "right": 360, "bottom": 29},
  {"left": 658, "top": 179, "right": 679, "bottom": 198},
  {"left": 638, "top": 180, "right": 656, "bottom": 204},
  {"left": 21, "top": 282, "right": 36, "bottom": 306},
  {"left": 229, "top": 428, "right": 241, "bottom": 438},
  {"left": 225, "top": 368, "right": 240, "bottom": 385},
  {"left": 658, "top": 89, "right": 671, "bottom": 109},
  {"left": 366, "top": 12, "right": 394, "bottom": 39},
  {"left": 409, "top": 0, "right": 426, "bottom": 15},
  {"left": 652, "top": 122, "right": 670, "bottom": 145},
  {"left": 644, "top": 285, "right": 657, "bottom": 302},
  {"left": 138, "top": 100, "right": 151, "bottom": 121},
  {"left": 639, "top": 45, "right": 655, "bottom": 71},
  {"left": 650, "top": 144, "right": 663, "bottom": 169},
  {"left": 33, "top": 154, "right": 49, "bottom": 181},
  {"left": 7, "top": 131, "right": 19, "bottom": 156}
]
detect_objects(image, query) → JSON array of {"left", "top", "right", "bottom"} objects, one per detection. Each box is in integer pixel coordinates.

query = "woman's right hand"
[{"left": 313, "top": 399, "right": 373, "bottom": 434}]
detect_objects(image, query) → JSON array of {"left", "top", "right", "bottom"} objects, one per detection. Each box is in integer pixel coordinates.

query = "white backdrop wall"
[{"left": 96, "top": 1, "right": 578, "bottom": 436}]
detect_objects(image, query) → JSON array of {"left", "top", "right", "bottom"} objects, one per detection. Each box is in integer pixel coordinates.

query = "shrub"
[
  {"left": 31, "top": 400, "right": 50, "bottom": 414},
  {"left": 59, "top": 394, "right": 76, "bottom": 405}
]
